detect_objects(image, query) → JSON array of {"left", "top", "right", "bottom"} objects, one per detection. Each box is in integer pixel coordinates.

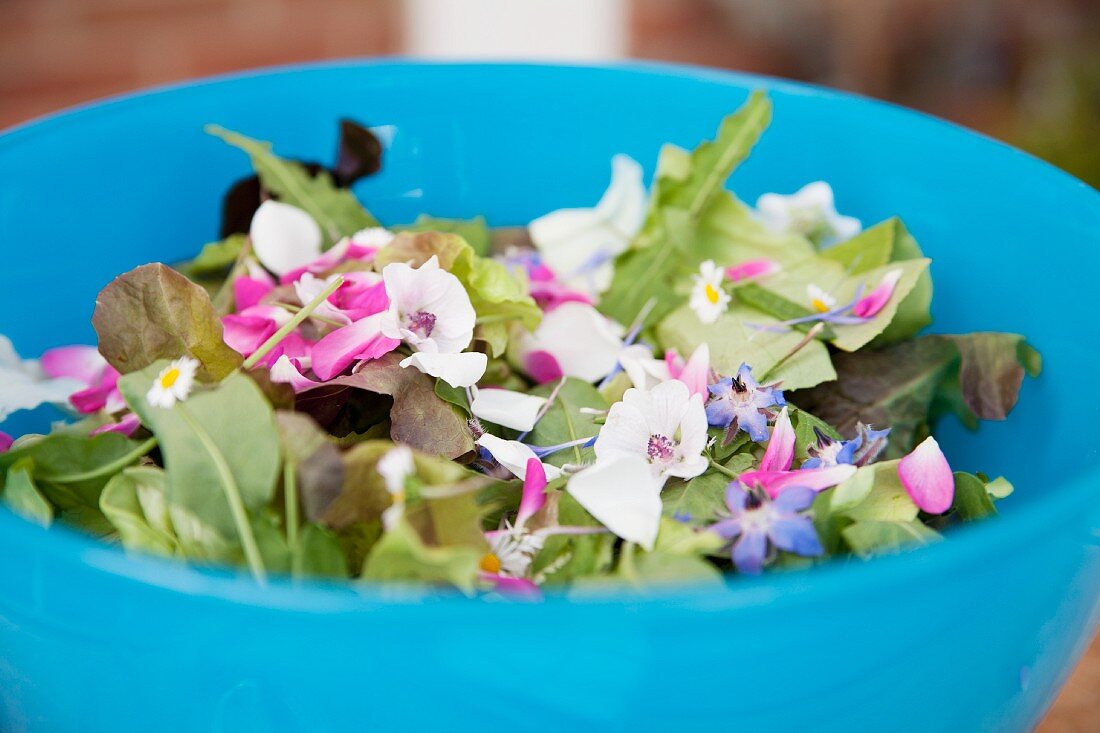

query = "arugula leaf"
[
  {"left": 2, "top": 459, "right": 53, "bottom": 526},
  {"left": 183, "top": 234, "right": 247, "bottom": 278},
  {"left": 207, "top": 125, "right": 377, "bottom": 247},
  {"left": 118, "top": 366, "right": 281, "bottom": 540},
  {"left": 526, "top": 378, "right": 607, "bottom": 467},
  {"left": 657, "top": 301, "right": 836, "bottom": 390},
  {"left": 92, "top": 263, "right": 243, "bottom": 379}
]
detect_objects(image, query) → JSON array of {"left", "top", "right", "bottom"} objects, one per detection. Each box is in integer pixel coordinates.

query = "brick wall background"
[{"left": 0, "top": 1, "right": 1095, "bottom": 729}]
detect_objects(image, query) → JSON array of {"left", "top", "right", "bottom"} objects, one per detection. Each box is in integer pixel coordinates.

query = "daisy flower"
[
  {"left": 689, "top": 260, "right": 730, "bottom": 324},
  {"left": 146, "top": 356, "right": 199, "bottom": 409},
  {"left": 377, "top": 444, "right": 414, "bottom": 530},
  {"left": 806, "top": 283, "right": 837, "bottom": 314}
]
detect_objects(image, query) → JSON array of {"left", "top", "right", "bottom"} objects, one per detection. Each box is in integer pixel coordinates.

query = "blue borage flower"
[
  {"left": 707, "top": 482, "right": 823, "bottom": 574},
  {"left": 803, "top": 423, "right": 891, "bottom": 469},
  {"left": 704, "top": 363, "right": 785, "bottom": 442}
]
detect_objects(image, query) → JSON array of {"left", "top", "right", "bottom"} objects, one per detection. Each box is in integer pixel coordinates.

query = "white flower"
[
  {"left": 400, "top": 351, "right": 487, "bottom": 389},
  {"left": 0, "top": 336, "right": 84, "bottom": 422},
  {"left": 475, "top": 434, "right": 562, "bottom": 481},
  {"left": 688, "top": 260, "right": 730, "bottom": 324},
  {"left": 380, "top": 255, "right": 476, "bottom": 354},
  {"left": 377, "top": 444, "right": 414, "bottom": 530},
  {"left": 469, "top": 387, "right": 548, "bottom": 432},
  {"left": 806, "top": 283, "right": 838, "bottom": 313},
  {"left": 617, "top": 344, "right": 671, "bottom": 391},
  {"left": 566, "top": 455, "right": 663, "bottom": 550},
  {"left": 756, "top": 181, "right": 861, "bottom": 246},
  {"left": 146, "top": 357, "right": 199, "bottom": 409},
  {"left": 529, "top": 154, "right": 647, "bottom": 295},
  {"left": 293, "top": 273, "right": 348, "bottom": 324},
  {"left": 482, "top": 524, "right": 546, "bottom": 578},
  {"left": 347, "top": 226, "right": 395, "bottom": 249},
  {"left": 594, "top": 380, "right": 708, "bottom": 483},
  {"left": 249, "top": 200, "right": 323, "bottom": 276},
  {"left": 513, "top": 302, "right": 625, "bottom": 383}
]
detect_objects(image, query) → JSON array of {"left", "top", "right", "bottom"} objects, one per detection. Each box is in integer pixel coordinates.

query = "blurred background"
[{"left": 0, "top": 0, "right": 1096, "bottom": 728}]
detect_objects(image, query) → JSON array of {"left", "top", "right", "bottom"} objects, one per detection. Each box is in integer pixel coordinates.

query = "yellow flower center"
[
  {"left": 479, "top": 552, "right": 502, "bottom": 574},
  {"left": 811, "top": 298, "right": 831, "bottom": 313},
  {"left": 705, "top": 283, "right": 721, "bottom": 304},
  {"left": 159, "top": 368, "right": 181, "bottom": 388}
]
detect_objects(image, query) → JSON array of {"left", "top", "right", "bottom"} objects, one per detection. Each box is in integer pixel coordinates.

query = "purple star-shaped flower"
[
  {"left": 707, "top": 482, "right": 823, "bottom": 574},
  {"left": 704, "top": 363, "right": 785, "bottom": 442},
  {"left": 802, "top": 423, "right": 891, "bottom": 469}
]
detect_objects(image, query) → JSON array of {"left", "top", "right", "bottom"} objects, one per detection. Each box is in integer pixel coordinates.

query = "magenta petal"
[
  {"left": 222, "top": 313, "right": 278, "bottom": 357},
  {"left": 758, "top": 407, "right": 795, "bottom": 473},
  {"left": 311, "top": 314, "right": 399, "bottom": 381},
  {"left": 40, "top": 345, "right": 104, "bottom": 384},
  {"left": 91, "top": 412, "right": 141, "bottom": 437},
  {"left": 525, "top": 350, "right": 564, "bottom": 384},
  {"left": 481, "top": 572, "right": 542, "bottom": 599},
  {"left": 852, "top": 268, "right": 903, "bottom": 318},
  {"left": 270, "top": 355, "right": 319, "bottom": 393},
  {"left": 516, "top": 457, "right": 548, "bottom": 527},
  {"left": 742, "top": 464, "right": 857, "bottom": 499},
  {"left": 0, "top": 431, "right": 12, "bottom": 453},
  {"left": 335, "top": 279, "right": 390, "bottom": 319},
  {"left": 898, "top": 436, "right": 954, "bottom": 514},
  {"left": 726, "top": 258, "right": 780, "bottom": 282},
  {"left": 676, "top": 343, "right": 710, "bottom": 398},
  {"left": 233, "top": 276, "right": 274, "bottom": 311}
]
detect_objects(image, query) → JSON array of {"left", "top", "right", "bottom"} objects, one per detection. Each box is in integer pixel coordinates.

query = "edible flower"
[
  {"left": 377, "top": 444, "right": 414, "bottom": 530},
  {"left": 279, "top": 226, "right": 391, "bottom": 284},
  {"left": 0, "top": 337, "right": 86, "bottom": 422},
  {"left": 514, "top": 302, "right": 625, "bottom": 384},
  {"left": 146, "top": 356, "right": 199, "bottom": 409},
  {"left": 725, "top": 258, "right": 781, "bottom": 283},
  {"left": 738, "top": 407, "right": 856, "bottom": 498},
  {"left": 40, "top": 345, "right": 126, "bottom": 415},
  {"left": 469, "top": 387, "right": 548, "bottom": 432},
  {"left": 806, "top": 283, "right": 838, "bottom": 313},
  {"left": 707, "top": 482, "right": 823, "bottom": 574},
  {"left": 249, "top": 200, "right": 323, "bottom": 276},
  {"left": 689, "top": 260, "right": 730, "bottom": 324},
  {"left": 898, "top": 435, "right": 954, "bottom": 514},
  {"left": 705, "top": 363, "right": 785, "bottom": 442},
  {"left": 529, "top": 154, "right": 647, "bottom": 296},
  {"left": 475, "top": 433, "right": 563, "bottom": 481},
  {"left": 594, "top": 379, "right": 708, "bottom": 482},
  {"left": 755, "top": 181, "right": 861, "bottom": 246},
  {"left": 566, "top": 454, "right": 664, "bottom": 550},
  {"left": 664, "top": 342, "right": 711, "bottom": 399},
  {"left": 852, "top": 268, "right": 904, "bottom": 318},
  {"left": 618, "top": 342, "right": 710, "bottom": 398},
  {"left": 500, "top": 248, "right": 593, "bottom": 311},
  {"left": 803, "top": 423, "right": 890, "bottom": 469},
  {"left": 0, "top": 431, "right": 12, "bottom": 453}
]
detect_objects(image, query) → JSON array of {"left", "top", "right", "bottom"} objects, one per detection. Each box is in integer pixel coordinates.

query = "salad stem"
[
  {"left": 707, "top": 457, "right": 739, "bottom": 480},
  {"left": 760, "top": 321, "right": 826, "bottom": 382},
  {"left": 284, "top": 460, "right": 300, "bottom": 575},
  {"left": 176, "top": 404, "right": 267, "bottom": 584},
  {"left": 242, "top": 275, "right": 345, "bottom": 370}
]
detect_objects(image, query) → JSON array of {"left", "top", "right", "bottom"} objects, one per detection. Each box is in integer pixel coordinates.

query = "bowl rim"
[{"left": 1, "top": 57, "right": 1097, "bottom": 613}]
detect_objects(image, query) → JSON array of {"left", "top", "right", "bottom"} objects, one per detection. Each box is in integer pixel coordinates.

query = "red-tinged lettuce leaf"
[
  {"left": 92, "top": 263, "right": 243, "bottom": 379},
  {"left": 946, "top": 333, "right": 1041, "bottom": 420}
]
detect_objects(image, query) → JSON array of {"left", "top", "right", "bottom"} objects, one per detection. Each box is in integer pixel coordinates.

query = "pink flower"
[
  {"left": 738, "top": 407, "right": 856, "bottom": 498},
  {"left": 898, "top": 436, "right": 954, "bottom": 514},
  {"left": 664, "top": 342, "right": 710, "bottom": 398},
  {"left": 725, "top": 258, "right": 781, "bottom": 283},
  {"left": 310, "top": 314, "right": 400, "bottom": 381},
  {"left": 279, "top": 227, "right": 390, "bottom": 284},
  {"left": 0, "top": 431, "right": 12, "bottom": 453},
  {"left": 852, "top": 268, "right": 904, "bottom": 319},
  {"left": 232, "top": 263, "right": 275, "bottom": 311},
  {"left": 223, "top": 306, "right": 290, "bottom": 357},
  {"left": 91, "top": 412, "right": 141, "bottom": 437},
  {"left": 40, "top": 345, "right": 124, "bottom": 414}
]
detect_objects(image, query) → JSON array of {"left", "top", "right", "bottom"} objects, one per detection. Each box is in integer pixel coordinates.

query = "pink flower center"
[
  {"left": 647, "top": 434, "right": 677, "bottom": 462},
  {"left": 406, "top": 310, "right": 437, "bottom": 338}
]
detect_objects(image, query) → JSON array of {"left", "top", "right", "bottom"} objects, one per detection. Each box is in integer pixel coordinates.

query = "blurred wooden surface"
[{"left": 0, "top": 1, "right": 1096, "bottom": 728}]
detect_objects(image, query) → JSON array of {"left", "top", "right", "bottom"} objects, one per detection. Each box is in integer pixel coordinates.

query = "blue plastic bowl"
[{"left": 0, "top": 60, "right": 1097, "bottom": 733}]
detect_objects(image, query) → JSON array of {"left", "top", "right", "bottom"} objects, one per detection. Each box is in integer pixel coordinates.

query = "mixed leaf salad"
[{"left": 0, "top": 92, "right": 1039, "bottom": 595}]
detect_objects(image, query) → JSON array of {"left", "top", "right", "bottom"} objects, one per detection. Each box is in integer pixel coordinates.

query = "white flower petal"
[
  {"left": 618, "top": 344, "right": 670, "bottom": 391},
  {"left": 400, "top": 351, "right": 487, "bottom": 388},
  {"left": 755, "top": 181, "right": 862, "bottom": 246},
  {"left": 566, "top": 456, "right": 663, "bottom": 551},
  {"left": 470, "top": 388, "right": 548, "bottom": 432},
  {"left": 377, "top": 445, "right": 414, "bottom": 496},
  {"left": 530, "top": 155, "right": 646, "bottom": 295},
  {"left": 249, "top": 200, "right": 323, "bottom": 276},
  {"left": 475, "top": 434, "right": 562, "bottom": 481},
  {"left": 522, "top": 302, "right": 624, "bottom": 383}
]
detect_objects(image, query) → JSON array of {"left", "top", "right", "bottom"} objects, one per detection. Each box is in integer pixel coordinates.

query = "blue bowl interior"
[{"left": 0, "top": 60, "right": 1097, "bottom": 732}]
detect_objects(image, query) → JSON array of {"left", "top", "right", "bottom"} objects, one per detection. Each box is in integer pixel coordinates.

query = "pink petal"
[
  {"left": 270, "top": 355, "right": 320, "bottom": 393},
  {"left": 741, "top": 463, "right": 857, "bottom": 499},
  {"left": 332, "top": 277, "right": 389, "bottom": 319},
  {"left": 310, "top": 314, "right": 400, "bottom": 381},
  {"left": 898, "top": 436, "right": 954, "bottom": 514},
  {"left": 233, "top": 276, "right": 274, "bottom": 311},
  {"left": 259, "top": 331, "right": 314, "bottom": 368},
  {"left": 516, "top": 457, "right": 548, "bottom": 528},
  {"left": 0, "top": 431, "right": 13, "bottom": 453},
  {"left": 222, "top": 313, "right": 279, "bottom": 357},
  {"left": 525, "top": 350, "right": 564, "bottom": 384},
  {"left": 852, "top": 268, "right": 903, "bottom": 319},
  {"left": 664, "top": 349, "right": 685, "bottom": 378},
  {"left": 91, "top": 412, "right": 141, "bottom": 437},
  {"left": 726, "top": 258, "right": 781, "bottom": 283},
  {"left": 480, "top": 572, "right": 542, "bottom": 599},
  {"left": 40, "top": 346, "right": 105, "bottom": 385},
  {"left": 69, "top": 366, "right": 121, "bottom": 414},
  {"left": 674, "top": 342, "right": 710, "bottom": 398},
  {"left": 759, "top": 406, "right": 795, "bottom": 473}
]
